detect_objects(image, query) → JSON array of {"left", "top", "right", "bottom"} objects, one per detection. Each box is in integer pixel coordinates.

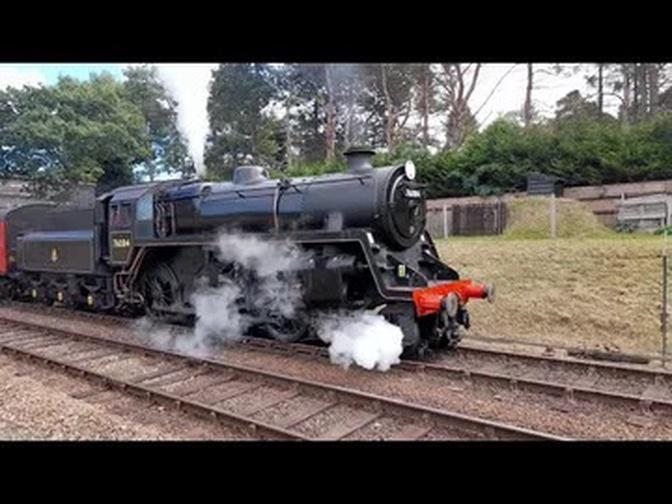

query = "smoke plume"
[{"left": 156, "top": 64, "right": 216, "bottom": 176}]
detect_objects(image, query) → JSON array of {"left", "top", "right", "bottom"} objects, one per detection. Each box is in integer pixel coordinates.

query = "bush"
[
  {"left": 270, "top": 158, "right": 346, "bottom": 178},
  {"left": 272, "top": 114, "right": 672, "bottom": 198}
]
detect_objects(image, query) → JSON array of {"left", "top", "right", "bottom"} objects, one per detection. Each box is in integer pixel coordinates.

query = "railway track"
[
  {"left": 5, "top": 301, "right": 672, "bottom": 417},
  {"left": 0, "top": 316, "right": 565, "bottom": 441},
  {"left": 241, "top": 336, "right": 672, "bottom": 415},
  {"left": 435, "top": 345, "right": 672, "bottom": 411}
]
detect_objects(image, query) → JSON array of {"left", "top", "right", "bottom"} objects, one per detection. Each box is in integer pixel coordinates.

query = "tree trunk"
[
  {"left": 381, "top": 64, "right": 396, "bottom": 149},
  {"left": 622, "top": 64, "right": 631, "bottom": 125},
  {"left": 441, "top": 63, "right": 481, "bottom": 149},
  {"left": 324, "top": 65, "right": 336, "bottom": 160},
  {"left": 633, "top": 63, "right": 644, "bottom": 122},
  {"left": 285, "top": 91, "right": 293, "bottom": 167},
  {"left": 523, "top": 63, "right": 533, "bottom": 127},
  {"left": 420, "top": 66, "right": 430, "bottom": 147},
  {"left": 597, "top": 63, "right": 604, "bottom": 115},
  {"left": 343, "top": 74, "right": 360, "bottom": 148},
  {"left": 649, "top": 64, "right": 660, "bottom": 117}
]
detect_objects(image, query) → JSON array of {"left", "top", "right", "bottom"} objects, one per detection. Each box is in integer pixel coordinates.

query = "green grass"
[{"left": 503, "top": 197, "right": 613, "bottom": 240}]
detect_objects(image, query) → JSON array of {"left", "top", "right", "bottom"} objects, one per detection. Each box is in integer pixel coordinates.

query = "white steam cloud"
[
  {"left": 192, "top": 233, "right": 305, "bottom": 345},
  {"left": 155, "top": 64, "right": 217, "bottom": 176},
  {"left": 138, "top": 231, "right": 404, "bottom": 372},
  {"left": 316, "top": 312, "right": 403, "bottom": 372}
]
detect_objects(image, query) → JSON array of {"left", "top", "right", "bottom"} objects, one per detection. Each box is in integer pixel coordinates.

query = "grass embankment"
[
  {"left": 436, "top": 197, "right": 671, "bottom": 355},
  {"left": 503, "top": 197, "right": 613, "bottom": 240}
]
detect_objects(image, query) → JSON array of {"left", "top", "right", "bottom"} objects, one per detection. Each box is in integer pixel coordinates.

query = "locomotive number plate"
[
  {"left": 110, "top": 232, "right": 133, "bottom": 263},
  {"left": 112, "top": 237, "right": 131, "bottom": 248}
]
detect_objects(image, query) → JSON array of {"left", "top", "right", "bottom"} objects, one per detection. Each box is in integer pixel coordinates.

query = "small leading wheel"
[
  {"left": 258, "top": 316, "right": 308, "bottom": 343},
  {"left": 402, "top": 339, "right": 431, "bottom": 360}
]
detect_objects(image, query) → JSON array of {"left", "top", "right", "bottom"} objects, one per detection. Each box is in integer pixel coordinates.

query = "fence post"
[
  {"left": 442, "top": 204, "right": 448, "bottom": 238},
  {"left": 663, "top": 254, "right": 669, "bottom": 364},
  {"left": 550, "top": 193, "right": 557, "bottom": 239}
]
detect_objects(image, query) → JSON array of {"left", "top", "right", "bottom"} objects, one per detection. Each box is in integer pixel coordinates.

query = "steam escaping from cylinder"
[
  {"left": 156, "top": 64, "right": 216, "bottom": 176},
  {"left": 191, "top": 232, "right": 306, "bottom": 345},
  {"left": 316, "top": 312, "right": 404, "bottom": 372},
  {"left": 137, "top": 231, "right": 404, "bottom": 372}
]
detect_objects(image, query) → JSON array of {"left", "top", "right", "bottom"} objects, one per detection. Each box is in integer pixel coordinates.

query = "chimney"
[{"left": 344, "top": 147, "right": 376, "bottom": 173}]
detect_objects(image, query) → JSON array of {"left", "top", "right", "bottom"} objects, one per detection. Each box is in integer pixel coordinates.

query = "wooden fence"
[
  {"left": 426, "top": 201, "right": 507, "bottom": 237},
  {"left": 427, "top": 178, "right": 672, "bottom": 231}
]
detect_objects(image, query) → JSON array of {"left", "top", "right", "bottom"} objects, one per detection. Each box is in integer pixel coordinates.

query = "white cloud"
[{"left": 0, "top": 65, "right": 45, "bottom": 90}]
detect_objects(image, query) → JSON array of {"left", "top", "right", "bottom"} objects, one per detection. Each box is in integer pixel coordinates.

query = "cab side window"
[
  {"left": 110, "top": 203, "right": 132, "bottom": 228},
  {"left": 120, "top": 204, "right": 132, "bottom": 226},
  {"left": 136, "top": 193, "right": 153, "bottom": 221},
  {"left": 110, "top": 204, "right": 121, "bottom": 227}
]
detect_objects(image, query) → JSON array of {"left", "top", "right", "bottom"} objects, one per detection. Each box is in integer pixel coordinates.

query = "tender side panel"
[
  {"left": 0, "top": 220, "right": 6, "bottom": 275},
  {"left": 18, "top": 230, "right": 95, "bottom": 274}
]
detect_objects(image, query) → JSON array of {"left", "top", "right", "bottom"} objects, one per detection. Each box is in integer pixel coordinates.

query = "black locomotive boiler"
[{"left": 0, "top": 148, "right": 493, "bottom": 357}]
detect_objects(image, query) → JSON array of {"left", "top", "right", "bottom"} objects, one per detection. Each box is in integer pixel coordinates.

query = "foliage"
[
  {"left": 271, "top": 158, "right": 346, "bottom": 179},
  {"left": 122, "top": 65, "right": 189, "bottom": 181},
  {"left": 205, "top": 64, "right": 282, "bottom": 180},
  {"left": 654, "top": 225, "right": 672, "bottom": 236},
  {"left": 276, "top": 108, "right": 672, "bottom": 199},
  {"left": 0, "top": 73, "right": 151, "bottom": 196},
  {"left": 3, "top": 64, "right": 672, "bottom": 199},
  {"left": 616, "top": 222, "right": 636, "bottom": 233}
]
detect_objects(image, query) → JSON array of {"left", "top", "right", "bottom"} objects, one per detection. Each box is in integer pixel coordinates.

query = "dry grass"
[
  {"left": 437, "top": 234, "right": 671, "bottom": 355},
  {"left": 504, "top": 197, "right": 613, "bottom": 239}
]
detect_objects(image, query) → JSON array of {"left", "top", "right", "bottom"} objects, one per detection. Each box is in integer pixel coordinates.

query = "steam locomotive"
[{"left": 0, "top": 148, "right": 492, "bottom": 357}]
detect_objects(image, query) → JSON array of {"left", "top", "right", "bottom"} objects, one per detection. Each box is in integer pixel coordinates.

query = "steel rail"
[{"left": 0, "top": 316, "right": 566, "bottom": 441}]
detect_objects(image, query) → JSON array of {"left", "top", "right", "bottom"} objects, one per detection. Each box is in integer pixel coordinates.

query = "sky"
[{"left": 0, "top": 62, "right": 612, "bottom": 130}]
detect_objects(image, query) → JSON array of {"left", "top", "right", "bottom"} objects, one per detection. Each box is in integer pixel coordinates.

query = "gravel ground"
[
  {"left": 251, "top": 394, "right": 328, "bottom": 427},
  {"left": 343, "top": 416, "right": 406, "bottom": 441},
  {"left": 0, "top": 353, "right": 255, "bottom": 440},
  {"left": 0, "top": 354, "right": 168, "bottom": 440},
  {"left": 215, "top": 385, "right": 292, "bottom": 415},
  {"left": 292, "top": 404, "right": 369, "bottom": 438}
]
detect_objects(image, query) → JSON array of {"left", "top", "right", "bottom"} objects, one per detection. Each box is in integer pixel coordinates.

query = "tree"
[
  {"left": 523, "top": 63, "right": 534, "bottom": 127},
  {"left": 437, "top": 64, "right": 481, "bottom": 149},
  {"left": 412, "top": 64, "right": 440, "bottom": 148},
  {"left": 521, "top": 64, "right": 580, "bottom": 127},
  {"left": 0, "top": 73, "right": 151, "bottom": 196},
  {"left": 554, "top": 90, "right": 603, "bottom": 122},
  {"left": 276, "top": 64, "right": 327, "bottom": 164},
  {"left": 205, "top": 64, "right": 280, "bottom": 180},
  {"left": 659, "top": 86, "right": 672, "bottom": 112},
  {"left": 360, "top": 64, "right": 416, "bottom": 149},
  {"left": 607, "top": 64, "right": 668, "bottom": 124},
  {"left": 122, "top": 65, "right": 189, "bottom": 181},
  {"left": 585, "top": 63, "right": 614, "bottom": 116},
  {"left": 277, "top": 64, "right": 368, "bottom": 164}
]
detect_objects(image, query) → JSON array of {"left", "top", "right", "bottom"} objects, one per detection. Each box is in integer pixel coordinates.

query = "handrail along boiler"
[{"left": 0, "top": 148, "right": 492, "bottom": 357}]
